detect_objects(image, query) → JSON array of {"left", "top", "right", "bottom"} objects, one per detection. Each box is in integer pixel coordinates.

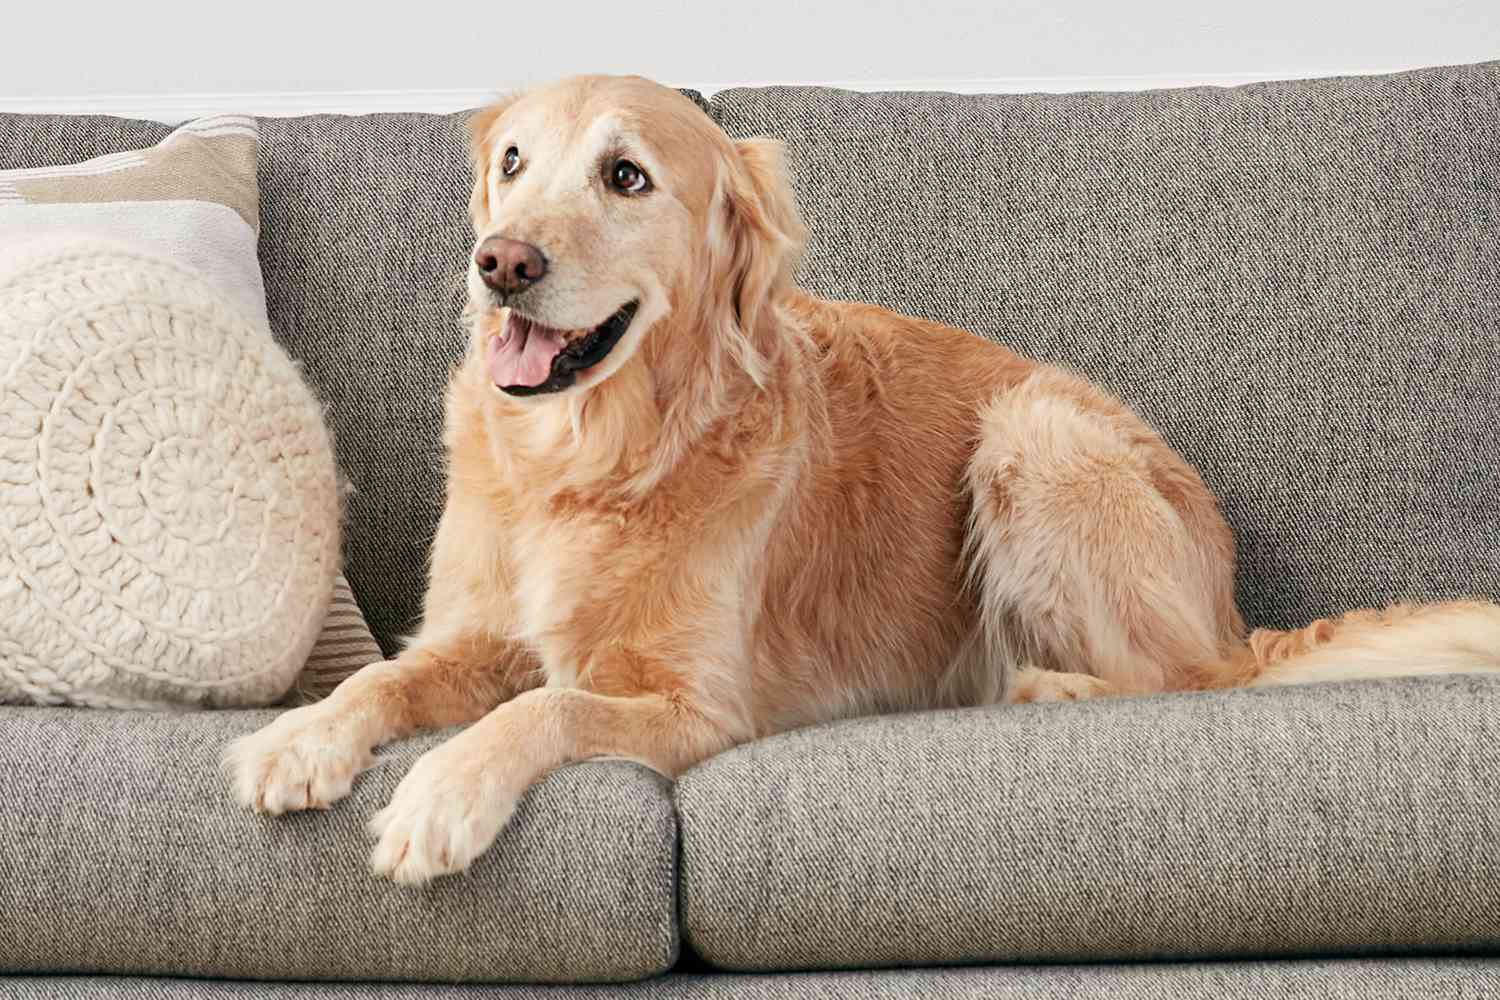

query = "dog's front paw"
[
  {"left": 367, "top": 742, "right": 517, "bottom": 886},
  {"left": 222, "top": 704, "right": 374, "bottom": 814}
]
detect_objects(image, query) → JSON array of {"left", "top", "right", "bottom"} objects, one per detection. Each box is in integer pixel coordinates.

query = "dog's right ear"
[{"left": 465, "top": 95, "right": 520, "bottom": 226}]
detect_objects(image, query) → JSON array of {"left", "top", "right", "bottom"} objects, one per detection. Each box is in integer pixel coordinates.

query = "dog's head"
[{"left": 464, "top": 75, "right": 805, "bottom": 401}]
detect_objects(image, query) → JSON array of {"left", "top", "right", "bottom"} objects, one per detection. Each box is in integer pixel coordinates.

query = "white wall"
[{"left": 2, "top": 0, "right": 1496, "bottom": 118}]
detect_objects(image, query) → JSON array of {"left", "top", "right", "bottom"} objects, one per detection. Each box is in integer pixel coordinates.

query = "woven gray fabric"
[
  {"left": 0, "top": 113, "right": 170, "bottom": 167},
  {"left": 8, "top": 960, "right": 1500, "bottom": 999},
  {"left": 676, "top": 676, "right": 1500, "bottom": 971},
  {"left": 0, "top": 708, "right": 678, "bottom": 983},
  {"left": 253, "top": 113, "right": 473, "bottom": 655},
  {"left": 708, "top": 62, "right": 1500, "bottom": 632}
]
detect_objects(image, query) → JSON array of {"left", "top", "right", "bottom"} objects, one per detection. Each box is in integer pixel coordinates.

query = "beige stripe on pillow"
[
  {"left": 285, "top": 575, "right": 385, "bottom": 705},
  {"left": 0, "top": 121, "right": 258, "bottom": 231},
  {"left": 0, "top": 117, "right": 268, "bottom": 322}
]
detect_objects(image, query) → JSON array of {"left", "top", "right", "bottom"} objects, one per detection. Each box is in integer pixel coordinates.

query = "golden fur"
[{"left": 226, "top": 75, "right": 1500, "bottom": 884}]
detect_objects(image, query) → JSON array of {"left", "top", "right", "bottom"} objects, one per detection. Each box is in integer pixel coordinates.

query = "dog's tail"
[{"left": 1208, "top": 599, "right": 1500, "bottom": 690}]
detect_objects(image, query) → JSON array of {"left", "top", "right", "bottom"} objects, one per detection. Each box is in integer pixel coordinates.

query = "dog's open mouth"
[{"left": 488, "top": 301, "right": 639, "bottom": 396}]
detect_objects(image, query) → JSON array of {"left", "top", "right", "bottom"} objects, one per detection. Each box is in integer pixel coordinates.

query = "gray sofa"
[{"left": 3, "top": 60, "right": 1500, "bottom": 998}]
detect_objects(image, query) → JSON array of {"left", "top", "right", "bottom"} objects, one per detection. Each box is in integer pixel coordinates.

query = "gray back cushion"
[
  {"left": 0, "top": 113, "right": 169, "bottom": 165},
  {"left": 256, "top": 113, "right": 473, "bottom": 653},
  {"left": 711, "top": 62, "right": 1500, "bottom": 630}
]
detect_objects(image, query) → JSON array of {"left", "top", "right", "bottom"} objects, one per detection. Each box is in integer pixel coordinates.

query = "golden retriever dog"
[{"left": 225, "top": 75, "right": 1500, "bottom": 885}]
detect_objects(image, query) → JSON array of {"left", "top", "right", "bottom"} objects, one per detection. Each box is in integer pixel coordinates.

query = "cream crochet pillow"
[{"left": 0, "top": 239, "right": 342, "bottom": 707}]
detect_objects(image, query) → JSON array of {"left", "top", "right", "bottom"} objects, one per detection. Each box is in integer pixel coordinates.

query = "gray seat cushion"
[
  {"left": 10, "top": 959, "right": 1500, "bottom": 998},
  {"left": 709, "top": 62, "right": 1500, "bottom": 631},
  {"left": 0, "top": 708, "right": 678, "bottom": 983},
  {"left": 675, "top": 676, "right": 1500, "bottom": 971}
]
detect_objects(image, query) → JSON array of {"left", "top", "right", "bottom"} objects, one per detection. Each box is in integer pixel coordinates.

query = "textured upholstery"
[
  {"left": 0, "top": 113, "right": 171, "bottom": 166},
  {"left": 0, "top": 707, "right": 679, "bottom": 983},
  {"left": 676, "top": 676, "right": 1500, "bottom": 970},
  {"left": 709, "top": 61, "right": 1500, "bottom": 632},
  {"left": 252, "top": 112, "right": 474, "bottom": 655},
  {"left": 9, "top": 960, "right": 1500, "bottom": 998}
]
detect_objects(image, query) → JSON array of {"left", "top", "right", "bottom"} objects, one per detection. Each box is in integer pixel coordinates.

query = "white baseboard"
[{"left": 0, "top": 68, "right": 1408, "bottom": 123}]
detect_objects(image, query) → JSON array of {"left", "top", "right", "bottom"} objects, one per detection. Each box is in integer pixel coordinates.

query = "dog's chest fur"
[{"left": 479, "top": 413, "right": 791, "bottom": 695}]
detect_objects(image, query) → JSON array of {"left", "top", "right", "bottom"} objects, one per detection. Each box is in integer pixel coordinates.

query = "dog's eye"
[
  {"left": 610, "top": 159, "right": 650, "bottom": 194},
  {"left": 502, "top": 147, "right": 521, "bottom": 177}
]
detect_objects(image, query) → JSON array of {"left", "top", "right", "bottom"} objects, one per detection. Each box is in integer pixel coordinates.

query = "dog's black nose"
[{"left": 474, "top": 237, "right": 548, "bottom": 295}]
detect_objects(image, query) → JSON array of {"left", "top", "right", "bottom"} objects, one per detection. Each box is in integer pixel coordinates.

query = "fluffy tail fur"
[{"left": 1228, "top": 600, "right": 1500, "bottom": 689}]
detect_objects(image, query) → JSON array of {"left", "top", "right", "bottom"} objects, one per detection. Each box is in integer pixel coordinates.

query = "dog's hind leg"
[{"left": 962, "top": 366, "right": 1246, "bottom": 702}]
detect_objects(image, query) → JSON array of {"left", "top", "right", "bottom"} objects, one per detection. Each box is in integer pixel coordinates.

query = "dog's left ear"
[
  {"left": 711, "top": 138, "right": 808, "bottom": 384},
  {"left": 465, "top": 95, "right": 521, "bottom": 226}
]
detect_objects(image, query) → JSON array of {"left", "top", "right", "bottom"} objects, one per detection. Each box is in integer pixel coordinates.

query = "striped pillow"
[
  {"left": 0, "top": 115, "right": 266, "bottom": 321},
  {"left": 286, "top": 576, "right": 386, "bottom": 705},
  {"left": 0, "top": 116, "right": 384, "bottom": 706}
]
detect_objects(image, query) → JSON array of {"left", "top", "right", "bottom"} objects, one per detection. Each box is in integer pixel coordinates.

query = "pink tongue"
[{"left": 487, "top": 315, "right": 569, "bottom": 388}]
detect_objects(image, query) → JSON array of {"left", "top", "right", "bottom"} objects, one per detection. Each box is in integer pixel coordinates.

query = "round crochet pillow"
[{"left": 0, "top": 240, "right": 340, "bottom": 707}]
